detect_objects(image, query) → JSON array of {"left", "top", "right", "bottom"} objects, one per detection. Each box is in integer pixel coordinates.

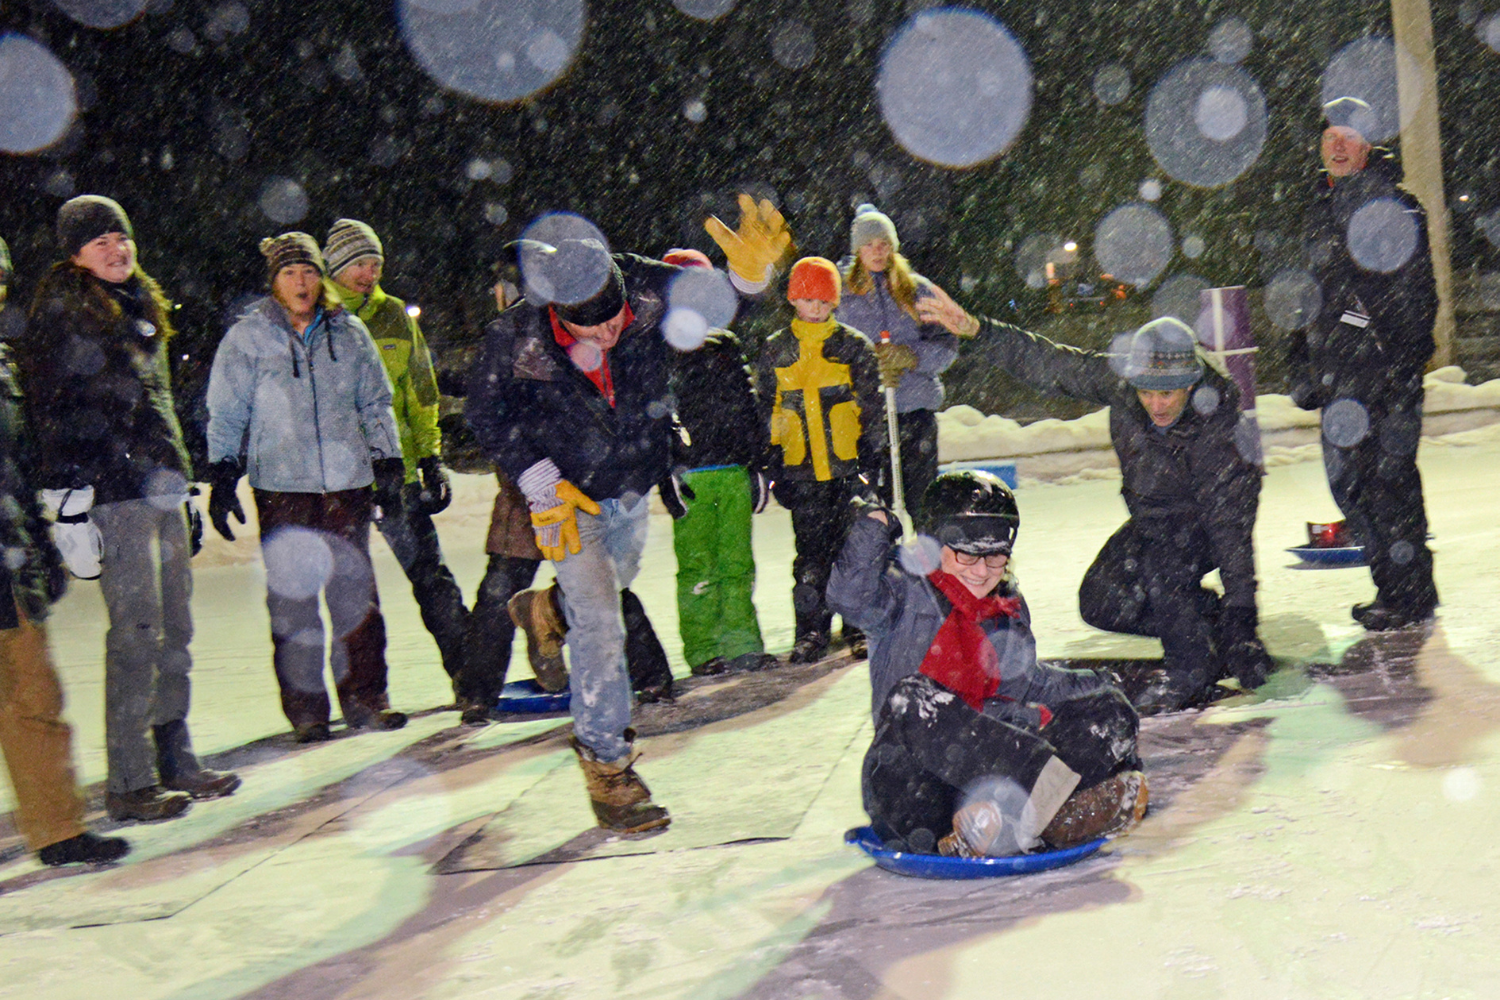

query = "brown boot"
[
  {"left": 509, "top": 585, "right": 569, "bottom": 692},
  {"left": 106, "top": 785, "right": 193, "bottom": 823},
  {"left": 1041, "top": 770, "right": 1148, "bottom": 849},
  {"left": 570, "top": 734, "right": 670, "bottom": 834}
]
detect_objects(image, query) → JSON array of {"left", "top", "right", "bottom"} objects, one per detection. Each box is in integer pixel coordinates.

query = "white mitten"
[{"left": 40, "top": 487, "right": 103, "bottom": 580}]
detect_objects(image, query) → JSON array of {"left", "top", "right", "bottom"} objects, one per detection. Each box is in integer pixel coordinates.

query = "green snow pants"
[{"left": 673, "top": 465, "right": 764, "bottom": 669}]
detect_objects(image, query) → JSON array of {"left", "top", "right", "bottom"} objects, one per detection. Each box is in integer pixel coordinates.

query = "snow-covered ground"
[{"left": 4, "top": 390, "right": 1500, "bottom": 998}]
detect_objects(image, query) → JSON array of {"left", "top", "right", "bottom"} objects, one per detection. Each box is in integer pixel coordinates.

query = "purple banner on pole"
[{"left": 1196, "top": 286, "right": 1263, "bottom": 466}]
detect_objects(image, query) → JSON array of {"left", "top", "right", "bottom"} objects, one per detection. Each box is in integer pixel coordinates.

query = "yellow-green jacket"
[{"left": 336, "top": 283, "right": 440, "bottom": 483}]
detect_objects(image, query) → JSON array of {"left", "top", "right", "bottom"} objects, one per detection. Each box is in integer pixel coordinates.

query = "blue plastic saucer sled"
[
  {"left": 495, "top": 680, "right": 570, "bottom": 714},
  {"left": 1287, "top": 545, "right": 1367, "bottom": 567},
  {"left": 844, "top": 826, "right": 1106, "bottom": 879}
]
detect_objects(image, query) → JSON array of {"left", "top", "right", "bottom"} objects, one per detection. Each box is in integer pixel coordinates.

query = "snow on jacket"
[
  {"left": 18, "top": 263, "right": 192, "bottom": 504},
  {"left": 1290, "top": 156, "right": 1437, "bottom": 408},
  {"left": 0, "top": 346, "right": 66, "bottom": 629},
  {"left": 829, "top": 512, "right": 1106, "bottom": 725},
  {"left": 835, "top": 270, "right": 958, "bottom": 413},
  {"left": 335, "top": 282, "right": 440, "bottom": 484},
  {"left": 755, "top": 319, "right": 886, "bottom": 483},
  {"left": 671, "top": 328, "right": 767, "bottom": 471},
  {"left": 976, "top": 318, "right": 1262, "bottom": 608},
  {"left": 466, "top": 254, "right": 679, "bottom": 502},
  {"left": 205, "top": 297, "right": 400, "bottom": 494}
]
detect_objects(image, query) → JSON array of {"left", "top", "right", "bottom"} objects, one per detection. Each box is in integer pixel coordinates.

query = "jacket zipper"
[{"left": 298, "top": 324, "right": 330, "bottom": 493}]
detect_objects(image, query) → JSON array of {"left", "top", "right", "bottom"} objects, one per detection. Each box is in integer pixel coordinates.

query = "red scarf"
[
  {"left": 918, "top": 571, "right": 1024, "bottom": 710},
  {"left": 549, "top": 302, "right": 635, "bottom": 407}
]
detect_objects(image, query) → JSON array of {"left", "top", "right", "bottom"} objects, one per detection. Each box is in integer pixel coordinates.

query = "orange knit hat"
[{"left": 786, "top": 256, "right": 841, "bottom": 305}]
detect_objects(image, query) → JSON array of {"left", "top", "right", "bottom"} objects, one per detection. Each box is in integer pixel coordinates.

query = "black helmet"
[{"left": 919, "top": 470, "right": 1019, "bottom": 555}]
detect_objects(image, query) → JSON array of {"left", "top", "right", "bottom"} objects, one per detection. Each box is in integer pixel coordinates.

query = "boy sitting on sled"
[{"left": 828, "top": 470, "right": 1149, "bottom": 857}]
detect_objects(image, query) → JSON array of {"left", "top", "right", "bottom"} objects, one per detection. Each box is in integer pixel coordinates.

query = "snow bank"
[{"left": 937, "top": 367, "right": 1500, "bottom": 463}]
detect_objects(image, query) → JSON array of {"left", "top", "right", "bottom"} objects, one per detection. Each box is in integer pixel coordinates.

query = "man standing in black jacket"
[
  {"left": 467, "top": 238, "right": 683, "bottom": 833},
  {"left": 920, "top": 292, "right": 1270, "bottom": 714},
  {"left": 1290, "top": 97, "right": 1439, "bottom": 631}
]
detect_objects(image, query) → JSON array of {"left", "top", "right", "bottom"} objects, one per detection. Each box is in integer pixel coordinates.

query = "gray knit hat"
[
  {"left": 259, "top": 232, "right": 325, "bottom": 282},
  {"left": 1123, "top": 317, "right": 1204, "bottom": 391},
  {"left": 58, "top": 195, "right": 133, "bottom": 258},
  {"left": 849, "top": 203, "right": 899, "bottom": 255},
  {"left": 323, "top": 218, "right": 383, "bottom": 278}
]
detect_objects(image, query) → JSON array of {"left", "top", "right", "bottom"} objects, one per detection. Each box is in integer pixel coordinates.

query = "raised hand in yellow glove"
[
  {"left": 703, "top": 193, "right": 795, "bottom": 290},
  {"left": 528, "top": 480, "right": 602, "bottom": 562}
]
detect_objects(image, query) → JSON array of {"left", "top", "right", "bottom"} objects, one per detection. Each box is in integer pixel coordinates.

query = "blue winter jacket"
[
  {"left": 835, "top": 271, "right": 958, "bottom": 413},
  {"left": 828, "top": 512, "right": 1106, "bottom": 725},
  {"left": 206, "top": 297, "right": 400, "bottom": 493}
]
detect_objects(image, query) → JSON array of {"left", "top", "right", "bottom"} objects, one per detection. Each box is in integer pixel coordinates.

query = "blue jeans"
[{"left": 551, "top": 495, "right": 651, "bottom": 762}]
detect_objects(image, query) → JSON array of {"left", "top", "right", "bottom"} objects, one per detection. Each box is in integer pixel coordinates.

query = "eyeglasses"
[{"left": 951, "top": 550, "right": 1008, "bottom": 569}]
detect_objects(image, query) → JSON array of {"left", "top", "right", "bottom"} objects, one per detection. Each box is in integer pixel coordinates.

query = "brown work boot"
[
  {"left": 509, "top": 585, "right": 569, "bottom": 692},
  {"left": 106, "top": 785, "right": 193, "bottom": 823},
  {"left": 1040, "top": 770, "right": 1149, "bottom": 849},
  {"left": 570, "top": 734, "right": 671, "bottom": 834}
]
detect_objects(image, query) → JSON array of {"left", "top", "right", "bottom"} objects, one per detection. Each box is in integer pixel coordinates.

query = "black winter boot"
[
  {"left": 622, "top": 588, "right": 674, "bottom": 702},
  {"left": 788, "top": 633, "right": 829, "bottom": 665},
  {"left": 155, "top": 720, "right": 242, "bottom": 799},
  {"left": 38, "top": 831, "right": 131, "bottom": 866}
]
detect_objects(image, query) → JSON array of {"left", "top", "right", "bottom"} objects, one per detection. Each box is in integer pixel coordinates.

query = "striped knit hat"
[
  {"left": 259, "top": 232, "right": 325, "bottom": 282},
  {"left": 1124, "top": 317, "right": 1203, "bottom": 391},
  {"left": 323, "top": 219, "right": 383, "bottom": 278}
]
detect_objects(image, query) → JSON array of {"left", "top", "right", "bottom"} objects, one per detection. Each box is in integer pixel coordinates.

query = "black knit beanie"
[
  {"left": 58, "top": 195, "right": 133, "bottom": 258},
  {"left": 548, "top": 239, "right": 626, "bottom": 327}
]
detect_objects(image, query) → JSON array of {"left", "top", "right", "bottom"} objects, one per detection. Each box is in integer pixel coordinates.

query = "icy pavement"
[{"left": 4, "top": 424, "right": 1500, "bottom": 998}]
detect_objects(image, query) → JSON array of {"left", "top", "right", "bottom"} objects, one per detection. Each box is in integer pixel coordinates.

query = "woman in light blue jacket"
[
  {"left": 837, "top": 204, "right": 971, "bottom": 511},
  {"left": 205, "top": 232, "right": 407, "bottom": 742}
]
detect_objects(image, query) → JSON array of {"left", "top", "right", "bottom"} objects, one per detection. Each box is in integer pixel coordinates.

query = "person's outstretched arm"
[{"left": 918, "top": 283, "right": 1120, "bottom": 408}]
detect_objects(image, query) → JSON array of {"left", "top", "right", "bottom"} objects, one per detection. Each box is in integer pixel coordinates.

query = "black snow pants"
[
  {"left": 862, "top": 673, "right": 1139, "bottom": 853},
  {"left": 454, "top": 555, "right": 541, "bottom": 708},
  {"left": 773, "top": 477, "right": 857, "bottom": 644},
  {"left": 1321, "top": 385, "right": 1438, "bottom": 616},
  {"left": 1078, "top": 517, "right": 1221, "bottom": 689},
  {"left": 376, "top": 496, "right": 470, "bottom": 679},
  {"left": 454, "top": 564, "right": 673, "bottom": 709}
]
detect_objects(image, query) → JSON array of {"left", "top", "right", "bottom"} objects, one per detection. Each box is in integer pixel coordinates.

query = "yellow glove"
[
  {"left": 703, "top": 193, "right": 795, "bottom": 286},
  {"left": 873, "top": 342, "right": 919, "bottom": 390},
  {"left": 529, "top": 480, "right": 602, "bottom": 562}
]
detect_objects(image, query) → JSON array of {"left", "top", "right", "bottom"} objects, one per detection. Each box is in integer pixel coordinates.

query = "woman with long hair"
[
  {"left": 837, "top": 204, "right": 971, "bottom": 511},
  {"left": 21, "top": 195, "right": 239, "bottom": 823}
]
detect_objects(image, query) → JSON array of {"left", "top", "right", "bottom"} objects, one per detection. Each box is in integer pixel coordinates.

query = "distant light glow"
[
  {"left": 0, "top": 35, "right": 77, "bottom": 154},
  {"left": 1062, "top": 241, "right": 1077, "bottom": 252},
  {"left": 51, "top": 0, "right": 148, "bottom": 29},
  {"left": 399, "top": 0, "right": 584, "bottom": 104},
  {"left": 406, "top": 304, "right": 421, "bottom": 318},
  {"left": 876, "top": 9, "right": 1032, "bottom": 168}
]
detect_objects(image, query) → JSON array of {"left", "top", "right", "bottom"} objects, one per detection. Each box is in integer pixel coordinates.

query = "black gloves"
[
  {"left": 1218, "top": 605, "right": 1274, "bottom": 689},
  {"left": 663, "top": 473, "right": 696, "bottom": 521},
  {"left": 372, "top": 457, "right": 407, "bottom": 521},
  {"left": 659, "top": 473, "right": 696, "bottom": 520},
  {"left": 416, "top": 456, "right": 452, "bottom": 515},
  {"left": 185, "top": 498, "right": 204, "bottom": 556},
  {"left": 750, "top": 468, "right": 770, "bottom": 514},
  {"left": 207, "top": 458, "right": 246, "bottom": 542}
]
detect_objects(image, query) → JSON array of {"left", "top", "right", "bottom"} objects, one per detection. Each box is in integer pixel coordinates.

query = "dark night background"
[{"left": 1, "top": 0, "right": 1497, "bottom": 466}]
